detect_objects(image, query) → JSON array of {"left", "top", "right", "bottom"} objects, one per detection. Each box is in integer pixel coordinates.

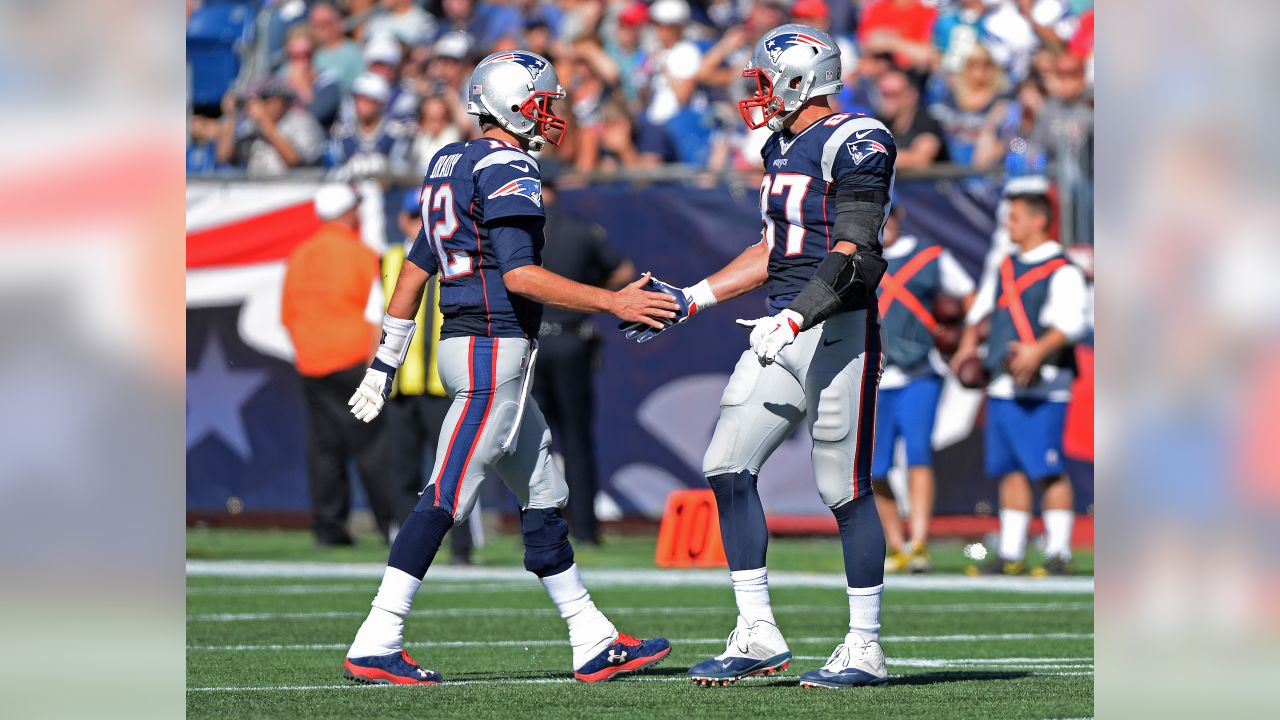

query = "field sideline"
[{"left": 188, "top": 530, "right": 1094, "bottom": 719}]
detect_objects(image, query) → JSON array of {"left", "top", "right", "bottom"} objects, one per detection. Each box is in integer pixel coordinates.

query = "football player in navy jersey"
[
  {"left": 620, "top": 24, "right": 896, "bottom": 689},
  {"left": 340, "top": 51, "right": 676, "bottom": 686}
]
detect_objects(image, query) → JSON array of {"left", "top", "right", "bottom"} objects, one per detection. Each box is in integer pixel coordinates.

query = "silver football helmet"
[
  {"left": 466, "top": 51, "right": 567, "bottom": 151},
  {"left": 740, "top": 24, "right": 843, "bottom": 132}
]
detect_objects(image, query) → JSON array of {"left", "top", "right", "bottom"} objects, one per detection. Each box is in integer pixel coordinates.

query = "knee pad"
[
  {"left": 702, "top": 414, "right": 745, "bottom": 476},
  {"left": 521, "top": 507, "right": 574, "bottom": 577},
  {"left": 812, "top": 443, "right": 855, "bottom": 509},
  {"left": 810, "top": 378, "right": 852, "bottom": 443}
]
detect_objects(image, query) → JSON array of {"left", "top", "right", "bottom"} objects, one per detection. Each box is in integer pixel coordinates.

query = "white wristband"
[
  {"left": 684, "top": 279, "right": 718, "bottom": 315},
  {"left": 374, "top": 315, "right": 417, "bottom": 369}
]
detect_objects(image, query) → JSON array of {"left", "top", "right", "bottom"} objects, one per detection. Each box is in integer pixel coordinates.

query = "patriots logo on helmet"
[
  {"left": 482, "top": 52, "right": 547, "bottom": 80},
  {"left": 487, "top": 177, "right": 542, "bottom": 206},
  {"left": 765, "top": 32, "right": 832, "bottom": 63},
  {"left": 847, "top": 137, "right": 889, "bottom": 165}
]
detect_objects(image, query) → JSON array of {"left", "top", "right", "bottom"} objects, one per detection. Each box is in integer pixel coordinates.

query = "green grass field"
[{"left": 187, "top": 529, "right": 1094, "bottom": 719}]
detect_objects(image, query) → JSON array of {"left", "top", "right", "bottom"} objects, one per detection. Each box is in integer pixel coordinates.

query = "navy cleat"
[
  {"left": 688, "top": 619, "right": 791, "bottom": 686},
  {"left": 574, "top": 633, "right": 671, "bottom": 683},
  {"left": 799, "top": 635, "right": 889, "bottom": 689},
  {"left": 343, "top": 650, "right": 443, "bottom": 685}
]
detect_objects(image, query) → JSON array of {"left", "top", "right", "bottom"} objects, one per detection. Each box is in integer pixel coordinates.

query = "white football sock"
[
  {"left": 730, "top": 567, "right": 777, "bottom": 627},
  {"left": 348, "top": 566, "right": 421, "bottom": 657},
  {"left": 847, "top": 585, "right": 883, "bottom": 642},
  {"left": 1043, "top": 509, "right": 1075, "bottom": 560},
  {"left": 541, "top": 564, "right": 617, "bottom": 669},
  {"left": 998, "top": 508, "right": 1031, "bottom": 562}
]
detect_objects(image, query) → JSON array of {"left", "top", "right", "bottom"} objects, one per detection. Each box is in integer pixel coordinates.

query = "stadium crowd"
[{"left": 187, "top": 0, "right": 1094, "bottom": 180}]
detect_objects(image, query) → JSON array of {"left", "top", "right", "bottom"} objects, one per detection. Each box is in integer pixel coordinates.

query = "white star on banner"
[{"left": 186, "top": 333, "right": 270, "bottom": 461}]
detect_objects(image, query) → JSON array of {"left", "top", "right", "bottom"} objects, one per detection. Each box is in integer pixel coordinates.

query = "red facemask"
[
  {"left": 739, "top": 68, "right": 784, "bottom": 129},
  {"left": 520, "top": 91, "right": 568, "bottom": 147}
]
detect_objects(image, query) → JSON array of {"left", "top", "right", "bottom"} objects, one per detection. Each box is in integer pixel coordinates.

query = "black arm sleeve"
[
  {"left": 786, "top": 187, "right": 890, "bottom": 330},
  {"left": 832, "top": 186, "right": 889, "bottom": 254}
]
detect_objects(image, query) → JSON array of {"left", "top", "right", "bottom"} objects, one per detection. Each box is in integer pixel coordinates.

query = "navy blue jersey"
[
  {"left": 325, "top": 118, "right": 413, "bottom": 170},
  {"left": 758, "top": 112, "right": 897, "bottom": 312},
  {"left": 406, "top": 139, "right": 546, "bottom": 339}
]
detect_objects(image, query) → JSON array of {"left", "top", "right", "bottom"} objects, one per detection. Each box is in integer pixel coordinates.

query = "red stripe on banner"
[{"left": 187, "top": 201, "right": 321, "bottom": 268}]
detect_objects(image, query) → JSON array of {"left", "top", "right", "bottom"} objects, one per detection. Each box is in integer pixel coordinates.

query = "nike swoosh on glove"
[
  {"left": 735, "top": 310, "right": 803, "bottom": 365},
  {"left": 348, "top": 359, "right": 396, "bottom": 423},
  {"left": 617, "top": 276, "right": 694, "bottom": 343}
]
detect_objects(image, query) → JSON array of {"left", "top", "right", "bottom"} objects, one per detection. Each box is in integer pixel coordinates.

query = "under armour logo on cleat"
[{"left": 607, "top": 649, "right": 629, "bottom": 664}]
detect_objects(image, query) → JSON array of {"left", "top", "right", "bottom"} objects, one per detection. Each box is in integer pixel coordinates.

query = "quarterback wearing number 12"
[
  {"left": 341, "top": 51, "right": 676, "bottom": 686},
  {"left": 620, "top": 24, "right": 897, "bottom": 689}
]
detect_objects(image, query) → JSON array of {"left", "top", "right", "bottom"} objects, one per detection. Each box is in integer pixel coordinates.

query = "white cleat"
[
  {"left": 799, "top": 634, "right": 889, "bottom": 689},
  {"left": 687, "top": 617, "right": 792, "bottom": 686}
]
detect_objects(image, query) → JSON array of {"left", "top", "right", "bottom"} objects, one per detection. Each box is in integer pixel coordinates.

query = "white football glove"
[
  {"left": 347, "top": 315, "right": 416, "bottom": 423},
  {"left": 736, "top": 309, "right": 804, "bottom": 365},
  {"left": 348, "top": 365, "right": 392, "bottom": 423}
]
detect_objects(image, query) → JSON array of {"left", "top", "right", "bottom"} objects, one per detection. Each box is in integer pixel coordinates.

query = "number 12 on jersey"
[
  {"left": 760, "top": 173, "right": 812, "bottom": 256},
  {"left": 420, "top": 183, "right": 472, "bottom": 278}
]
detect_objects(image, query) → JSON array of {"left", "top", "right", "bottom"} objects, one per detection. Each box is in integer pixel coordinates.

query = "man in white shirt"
[
  {"left": 872, "top": 205, "right": 976, "bottom": 573},
  {"left": 951, "top": 190, "right": 1089, "bottom": 576},
  {"left": 636, "top": 0, "right": 706, "bottom": 165}
]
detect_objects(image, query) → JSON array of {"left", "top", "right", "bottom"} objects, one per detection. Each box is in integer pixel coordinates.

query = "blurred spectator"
[
  {"left": 596, "top": 99, "right": 642, "bottom": 171},
  {"left": 636, "top": 0, "right": 709, "bottom": 166},
  {"left": 973, "top": 74, "right": 1047, "bottom": 175},
  {"left": 410, "top": 94, "right": 464, "bottom": 175},
  {"left": 1068, "top": 5, "right": 1093, "bottom": 77},
  {"left": 216, "top": 79, "right": 327, "bottom": 176},
  {"left": 932, "top": 0, "right": 990, "bottom": 74},
  {"left": 837, "top": 50, "right": 894, "bottom": 116},
  {"left": 857, "top": 0, "right": 938, "bottom": 72},
  {"left": 310, "top": 2, "right": 365, "bottom": 93},
  {"left": 928, "top": 44, "right": 1009, "bottom": 166},
  {"left": 560, "top": 0, "right": 608, "bottom": 42},
  {"left": 278, "top": 26, "right": 343, "bottom": 128},
  {"left": 282, "top": 184, "right": 407, "bottom": 546},
  {"left": 187, "top": 112, "right": 225, "bottom": 174},
  {"left": 425, "top": 31, "right": 473, "bottom": 97},
  {"left": 364, "top": 0, "right": 437, "bottom": 46},
  {"left": 524, "top": 18, "right": 556, "bottom": 61},
  {"left": 605, "top": 2, "right": 649, "bottom": 107},
  {"left": 437, "top": 0, "right": 522, "bottom": 49},
  {"left": 563, "top": 38, "right": 622, "bottom": 172},
  {"left": 326, "top": 73, "right": 413, "bottom": 178},
  {"left": 351, "top": 34, "right": 421, "bottom": 123},
  {"left": 1033, "top": 50, "right": 1091, "bottom": 172},
  {"left": 876, "top": 69, "right": 948, "bottom": 168},
  {"left": 979, "top": 0, "right": 1073, "bottom": 82}
]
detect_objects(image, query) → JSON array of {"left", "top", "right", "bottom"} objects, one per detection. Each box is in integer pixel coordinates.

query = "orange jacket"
[{"left": 281, "top": 222, "right": 380, "bottom": 377}]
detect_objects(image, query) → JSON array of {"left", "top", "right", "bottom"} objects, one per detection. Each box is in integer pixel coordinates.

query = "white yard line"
[
  {"left": 188, "top": 663, "right": 1094, "bottom": 693},
  {"left": 187, "top": 560, "right": 1093, "bottom": 594},
  {"left": 188, "top": 582, "right": 532, "bottom": 595},
  {"left": 188, "top": 602, "right": 1091, "bottom": 623},
  {"left": 188, "top": 632, "right": 1094, "bottom": 652}
]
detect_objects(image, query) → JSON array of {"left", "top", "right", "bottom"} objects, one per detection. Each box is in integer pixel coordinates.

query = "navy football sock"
[
  {"left": 521, "top": 508, "right": 576, "bottom": 578},
  {"left": 707, "top": 470, "right": 769, "bottom": 571},
  {"left": 387, "top": 506, "right": 454, "bottom": 580},
  {"left": 832, "top": 494, "right": 886, "bottom": 588}
]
